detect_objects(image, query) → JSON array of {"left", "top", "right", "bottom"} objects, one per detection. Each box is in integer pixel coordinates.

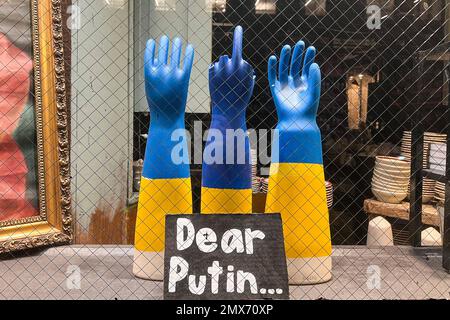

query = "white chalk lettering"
[
  {"left": 196, "top": 228, "right": 218, "bottom": 253},
  {"left": 221, "top": 229, "right": 245, "bottom": 254},
  {"left": 244, "top": 228, "right": 265, "bottom": 254},
  {"left": 207, "top": 261, "right": 223, "bottom": 294},
  {"left": 236, "top": 270, "right": 258, "bottom": 294},
  {"left": 168, "top": 256, "right": 189, "bottom": 292},
  {"left": 226, "top": 265, "right": 234, "bottom": 293},
  {"left": 188, "top": 274, "right": 206, "bottom": 295},
  {"left": 176, "top": 218, "right": 195, "bottom": 250}
]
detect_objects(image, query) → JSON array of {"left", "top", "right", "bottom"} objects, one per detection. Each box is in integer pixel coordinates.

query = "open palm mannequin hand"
[
  {"left": 266, "top": 41, "right": 332, "bottom": 284},
  {"left": 268, "top": 42, "right": 322, "bottom": 164},
  {"left": 134, "top": 36, "right": 194, "bottom": 281},
  {"left": 145, "top": 36, "right": 194, "bottom": 126},
  {"left": 142, "top": 36, "right": 194, "bottom": 178}
]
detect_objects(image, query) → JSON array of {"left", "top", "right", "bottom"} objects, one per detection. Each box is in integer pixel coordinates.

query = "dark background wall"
[{"left": 211, "top": 0, "right": 445, "bottom": 136}]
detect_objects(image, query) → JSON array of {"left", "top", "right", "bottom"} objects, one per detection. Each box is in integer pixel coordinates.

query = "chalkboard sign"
[{"left": 163, "top": 213, "right": 289, "bottom": 300}]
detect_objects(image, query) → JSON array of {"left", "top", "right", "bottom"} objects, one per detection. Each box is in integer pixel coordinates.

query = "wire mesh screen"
[{"left": 0, "top": 0, "right": 449, "bottom": 300}]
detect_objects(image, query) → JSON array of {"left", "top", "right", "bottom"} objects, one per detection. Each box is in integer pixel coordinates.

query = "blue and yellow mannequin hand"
[
  {"left": 265, "top": 42, "right": 332, "bottom": 284},
  {"left": 142, "top": 36, "right": 194, "bottom": 178},
  {"left": 201, "top": 26, "right": 255, "bottom": 213},
  {"left": 268, "top": 43, "right": 322, "bottom": 163},
  {"left": 134, "top": 36, "right": 194, "bottom": 280}
]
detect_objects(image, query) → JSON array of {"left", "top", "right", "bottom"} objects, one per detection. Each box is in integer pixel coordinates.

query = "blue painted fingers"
[
  {"left": 201, "top": 26, "right": 254, "bottom": 214},
  {"left": 268, "top": 41, "right": 322, "bottom": 164},
  {"left": 142, "top": 36, "right": 194, "bottom": 179}
]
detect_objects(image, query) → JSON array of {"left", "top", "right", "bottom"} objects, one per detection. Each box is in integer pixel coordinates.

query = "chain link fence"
[{"left": 0, "top": 0, "right": 449, "bottom": 299}]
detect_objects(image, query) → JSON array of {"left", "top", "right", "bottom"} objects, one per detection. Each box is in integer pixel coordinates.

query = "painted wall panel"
[{"left": 71, "top": 0, "right": 130, "bottom": 242}]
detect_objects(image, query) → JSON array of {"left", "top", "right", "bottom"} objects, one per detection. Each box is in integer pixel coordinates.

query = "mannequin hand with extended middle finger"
[{"left": 201, "top": 26, "right": 255, "bottom": 214}]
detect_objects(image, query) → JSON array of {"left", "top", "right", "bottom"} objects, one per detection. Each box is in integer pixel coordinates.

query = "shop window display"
[{"left": 0, "top": 0, "right": 448, "bottom": 301}]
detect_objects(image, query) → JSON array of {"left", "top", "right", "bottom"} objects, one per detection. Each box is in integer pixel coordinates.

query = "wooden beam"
[{"left": 364, "top": 199, "right": 440, "bottom": 227}]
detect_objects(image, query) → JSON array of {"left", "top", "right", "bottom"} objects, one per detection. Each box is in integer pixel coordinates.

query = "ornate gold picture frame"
[{"left": 0, "top": 0, "right": 71, "bottom": 253}]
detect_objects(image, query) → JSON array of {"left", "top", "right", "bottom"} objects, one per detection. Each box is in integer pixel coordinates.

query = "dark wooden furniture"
[
  {"left": 364, "top": 199, "right": 440, "bottom": 227},
  {"left": 410, "top": 43, "right": 450, "bottom": 271}
]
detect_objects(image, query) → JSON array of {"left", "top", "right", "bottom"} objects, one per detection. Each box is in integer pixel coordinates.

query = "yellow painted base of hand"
[
  {"left": 133, "top": 177, "right": 192, "bottom": 280},
  {"left": 265, "top": 162, "right": 332, "bottom": 284},
  {"left": 201, "top": 187, "right": 252, "bottom": 214}
]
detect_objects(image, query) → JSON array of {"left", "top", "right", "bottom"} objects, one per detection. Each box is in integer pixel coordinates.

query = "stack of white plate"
[
  {"left": 425, "top": 132, "right": 446, "bottom": 144},
  {"left": 372, "top": 156, "right": 410, "bottom": 203},
  {"left": 325, "top": 181, "right": 333, "bottom": 209},
  {"left": 261, "top": 178, "right": 269, "bottom": 193},
  {"left": 401, "top": 131, "right": 446, "bottom": 164},
  {"left": 252, "top": 177, "right": 260, "bottom": 193},
  {"left": 408, "top": 178, "right": 436, "bottom": 203},
  {"left": 400, "top": 131, "right": 410, "bottom": 152},
  {"left": 429, "top": 142, "right": 446, "bottom": 174},
  {"left": 435, "top": 181, "right": 446, "bottom": 204},
  {"left": 400, "top": 131, "right": 428, "bottom": 168},
  {"left": 251, "top": 148, "right": 259, "bottom": 193},
  {"left": 257, "top": 179, "right": 333, "bottom": 208},
  {"left": 400, "top": 131, "right": 412, "bottom": 160},
  {"left": 422, "top": 178, "right": 436, "bottom": 203}
]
